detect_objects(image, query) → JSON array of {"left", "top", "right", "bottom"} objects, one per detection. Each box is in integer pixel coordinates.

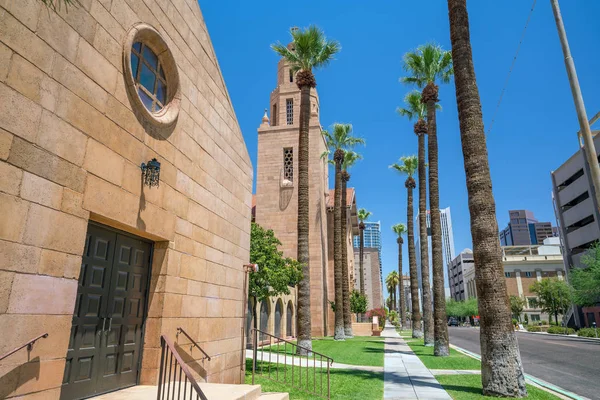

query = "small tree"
[
  {"left": 249, "top": 223, "right": 302, "bottom": 337},
  {"left": 529, "top": 278, "right": 574, "bottom": 326},
  {"left": 509, "top": 295, "right": 526, "bottom": 322},
  {"left": 571, "top": 243, "right": 600, "bottom": 306},
  {"left": 350, "top": 290, "right": 367, "bottom": 321}
]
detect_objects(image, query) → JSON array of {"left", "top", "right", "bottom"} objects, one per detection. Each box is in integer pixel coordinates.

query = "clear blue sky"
[{"left": 201, "top": 1, "right": 600, "bottom": 299}]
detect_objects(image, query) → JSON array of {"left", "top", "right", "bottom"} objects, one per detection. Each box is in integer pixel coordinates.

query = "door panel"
[
  {"left": 61, "top": 224, "right": 152, "bottom": 400},
  {"left": 61, "top": 225, "right": 116, "bottom": 399},
  {"left": 96, "top": 233, "right": 151, "bottom": 393}
]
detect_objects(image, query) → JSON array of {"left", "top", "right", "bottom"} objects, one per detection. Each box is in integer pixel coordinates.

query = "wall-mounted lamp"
[{"left": 141, "top": 158, "right": 161, "bottom": 188}]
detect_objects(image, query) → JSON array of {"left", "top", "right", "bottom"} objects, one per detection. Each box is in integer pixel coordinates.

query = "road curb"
[
  {"left": 518, "top": 330, "right": 600, "bottom": 343},
  {"left": 449, "top": 344, "right": 589, "bottom": 400}
]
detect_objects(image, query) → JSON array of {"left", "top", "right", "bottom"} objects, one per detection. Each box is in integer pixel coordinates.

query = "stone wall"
[{"left": 0, "top": 0, "right": 252, "bottom": 398}]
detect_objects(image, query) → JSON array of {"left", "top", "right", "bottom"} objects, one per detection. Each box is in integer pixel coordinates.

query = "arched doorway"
[
  {"left": 260, "top": 300, "right": 269, "bottom": 341},
  {"left": 286, "top": 301, "right": 294, "bottom": 337},
  {"left": 275, "top": 300, "right": 283, "bottom": 338}
]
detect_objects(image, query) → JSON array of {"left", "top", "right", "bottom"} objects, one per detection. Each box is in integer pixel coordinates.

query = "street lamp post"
[
  {"left": 551, "top": 0, "right": 600, "bottom": 212},
  {"left": 593, "top": 322, "right": 598, "bottom": 339}
]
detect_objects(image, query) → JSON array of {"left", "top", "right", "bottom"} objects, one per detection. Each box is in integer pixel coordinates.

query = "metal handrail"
[
  {"left": 176, "top": 327, "right": 211, "bottom": 361},
  {"left": 0, "top": 333, "right": 48, "bottom": 361},
  {"left": 250, "top": 328, "right": 333, "bottom": 399},
  {"left": 158, "top": 335, "right": 208, "bottom": 400}
]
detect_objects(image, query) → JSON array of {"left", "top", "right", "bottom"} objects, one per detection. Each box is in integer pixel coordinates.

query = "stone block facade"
[{"left": 0, "top": 0, "right": 252, "bottom": 398}]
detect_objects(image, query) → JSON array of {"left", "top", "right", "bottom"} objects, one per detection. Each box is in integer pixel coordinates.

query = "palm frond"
[
  {"left": 390, "top": 155, "right": 418, "bottom": 178},
  {"left": 397, "top": 90, "right": 426, "bottom": 121},
  {"left": 391, "top": 223, "right": 407, "bottom": 237},
  {"left": 274, "top": 25, "right": 340, "bottom": 72},
  {"left": 401, "top": 42, "right": 453, "bottom": 87},
  {"left": 342, "top": 151, "right": 362, "bottom": 170},
  {"left": 357, "top": 208, "right": 372, "bottom": 222}
]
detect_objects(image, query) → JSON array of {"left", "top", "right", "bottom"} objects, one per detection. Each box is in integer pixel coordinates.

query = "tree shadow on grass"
[{"left": 439, "top": 383, "right": 482, "bottom": 396}]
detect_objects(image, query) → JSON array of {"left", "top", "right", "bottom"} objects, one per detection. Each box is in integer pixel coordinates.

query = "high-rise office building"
[
  {"left": 415, "top": 207, "right": 456, "bottom": 292},
  {"left": 353, "top": 221, "right": 383, "bottom": 280},
  {"left": 499, "top": 210, "right": 557, "bottom": 246}
]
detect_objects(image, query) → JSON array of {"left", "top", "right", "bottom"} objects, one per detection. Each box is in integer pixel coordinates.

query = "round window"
[{"left": 123, "top": 24, "right": 180, "bottom": 128}]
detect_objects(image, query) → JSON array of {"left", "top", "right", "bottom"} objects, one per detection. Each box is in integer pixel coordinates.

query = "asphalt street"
[{"left": 448, "top": 327, "right": 600, "bottom": 400}]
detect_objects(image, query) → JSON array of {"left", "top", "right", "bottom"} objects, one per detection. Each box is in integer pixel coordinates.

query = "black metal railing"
[
  {"left": 176, "top": 327, "right": 211, "bottom": 361},
  {"left": 158, "top": 335, "right": 208, "bottom": 400},
  {"left": 0, "top": 333, "right": 48, "bottom": 362},
  {"left": 250, "top": 328, "right": 333, "bottom": 400}
]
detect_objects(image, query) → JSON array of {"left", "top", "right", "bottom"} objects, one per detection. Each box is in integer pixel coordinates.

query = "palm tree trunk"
[
  {"left": 333, "top": 150, "right": 345, "bottom": 340},
  {"left": 296, "top": 79, "right": 313, "bottom": 354},
  {"left": 341, "top": 173, "right": 353, "bottom": 337},
  {"left": 424, "top": 83, "right": 450, "bottom": 357},
  {"left": 447, "top": 0, "right": 527, "bottom": 395},
  {"left": 418, "top": 131, "right": 434, "bottom": 346},
  {"left": 407, "top": 179, "right": 423, "bottom": 338},
  {"left": 359, "top": 224, "right": 365, "bottom": 323},
  {"left": 398, "top": 238, "right": 406, "bottom": 330}
]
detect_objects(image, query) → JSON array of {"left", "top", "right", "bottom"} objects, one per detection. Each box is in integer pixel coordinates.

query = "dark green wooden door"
[{"left": 61, "top": 223, "right": 152, "bottom": 399}]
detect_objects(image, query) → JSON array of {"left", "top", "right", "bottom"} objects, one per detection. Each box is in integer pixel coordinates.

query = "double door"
[{"left": 61, "top": 223, "right": 152, "bottom": 399}]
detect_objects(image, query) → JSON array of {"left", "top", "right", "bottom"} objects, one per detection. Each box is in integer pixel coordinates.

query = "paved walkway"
[{"left": 381, "top": 322, "right": 451, "bottom": 400}]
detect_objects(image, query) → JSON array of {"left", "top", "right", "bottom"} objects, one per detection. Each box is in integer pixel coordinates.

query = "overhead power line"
[{"left": 487, "top": 0, "right": 537, "bottom": 135}]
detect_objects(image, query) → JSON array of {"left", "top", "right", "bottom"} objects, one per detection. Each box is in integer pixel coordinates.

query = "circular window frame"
[{"left": 123, "top": 23, "right": 181, "bottom": 128}]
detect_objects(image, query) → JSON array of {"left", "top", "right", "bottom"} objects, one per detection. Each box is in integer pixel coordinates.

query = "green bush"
[
  {"left": 512, "top": 318, "right": 518, "bottom": 326},
  {"left": 547, "top": 326, "right": 575, "bottom": 335},
  {"left": 577, "top": 328, "right": 599, "bottom": 338},
  {"left": 540, "top": 320, "right": 548, "bottom": 325},
  {"left": 524, "top": 314, "right": 529, "bottom": 324},
  {"left": 526, "top": 326, "right": 541, "bottom": 332}
]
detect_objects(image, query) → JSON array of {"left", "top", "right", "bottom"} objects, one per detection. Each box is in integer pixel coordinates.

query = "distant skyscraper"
[
  {"left": 415, "top": 207, "right": 456, "bottom": 291},
  {"left": 353, "top": 221, "right": 383, "bottom": 285},
  {"left": 499, "top": 210, "right": 556, "bottom": 246}
]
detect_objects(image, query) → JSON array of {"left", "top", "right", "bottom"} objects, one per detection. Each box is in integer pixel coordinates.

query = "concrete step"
[
  {"left": 198, "top": 383, "right": 262, "bottom": 400},
  {"left": 258, "top": 393, "right": 290, "bottom": 400}
]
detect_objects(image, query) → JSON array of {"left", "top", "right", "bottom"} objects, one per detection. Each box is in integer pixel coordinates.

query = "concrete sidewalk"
[{"left": 381, "top": 323, "right": 451, "bottom": 400}]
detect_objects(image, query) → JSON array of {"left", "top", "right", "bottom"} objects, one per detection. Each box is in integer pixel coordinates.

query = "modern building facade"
[
  {"left": 415, "top": 207, "right": 456, "bottom": 291},
  {"left": 551, "top": 134, "right": 600, "bottom": 327},
  {"left": 0, "top": 1, "right": 253, "bottom": 398},
  {"left": 448, "top": 249, "right": 474, "bottom": 301},
  {"left": 499, "top": 210, "right": 557, "bottom": 246},
  {"left": 465, "top": 239, "right": 566, "bottom": 322},
  {"left": 353, "top": 248, "right": 383, "bottom": 310},
  {"left": 254, "top": 46, "right": 332, "bottom": 337}
]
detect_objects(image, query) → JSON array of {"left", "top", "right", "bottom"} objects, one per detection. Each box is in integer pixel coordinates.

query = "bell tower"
[{"left": 254, "top": 47, "right": 331, "bottom": 337}]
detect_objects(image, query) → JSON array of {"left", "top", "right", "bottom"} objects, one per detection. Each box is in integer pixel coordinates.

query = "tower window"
[
  {"left": 289, "top": 69, "right": 294, "bottom": 83},
  {"left": 272, "top": 104, "right": 277, "bottom": 126},
  {"left": 286, "top": 99, "right": 293, "bottom": 125},
  {"left": 283, "top": 148, "right": 293, "bottom": 181}
]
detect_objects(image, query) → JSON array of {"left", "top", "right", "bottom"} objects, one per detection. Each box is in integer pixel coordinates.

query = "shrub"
[
  {"left": 540, "top": 320, "right": 548, "bottom": 325},
  {"left": 512, "top": 318, "right": 518, "bottom": 326},
  {"left": 577, "top": 328, "right": 599, "bottom": 338},
  {"left": 547, "top": 326, "right": 575, "bottom": 335},
  {"left": 526, "top": 326, "right": 541, "bottom": 332},
  {"left": 524, "top": 314, "right": 529, "bottom": 324}
]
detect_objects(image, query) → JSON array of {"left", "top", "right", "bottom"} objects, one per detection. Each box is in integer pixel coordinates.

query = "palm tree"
[
  {"left": 402, "top": 43, "right": 453, "bottom": 356},
  {"left": 390, "top": 156, "right": 422, "bottom": 338},
  {"left": 397, "top": 90, "right": 435, "bottom": 346},
  {"left": 385, "top": 271, "right": 400, "bottom": 313},
  {"left": 392, "top": 223, "right": 407, "bottom": 329},
  {"left": 357, "top": 208, "right": 372, "bottom": 296},
  {"left": 272, "top": 26, "right": 340, "bottom": 353},
  {"left": 447, "top": 1, "right": 526, "bottom": 395},
  {"left": 342, "top": 151, "right": 362, "bottom": 337}
]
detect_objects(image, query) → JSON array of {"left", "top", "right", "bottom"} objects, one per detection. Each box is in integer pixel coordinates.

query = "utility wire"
[{"left": 487, "top": 0, "right": 537, "bottom": 135}]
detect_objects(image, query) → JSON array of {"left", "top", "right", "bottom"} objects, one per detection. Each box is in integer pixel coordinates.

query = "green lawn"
[
  {"left": 245, "top": 359, "right": 383, "bottom": 400},
  {"left": 261, "top": 336, "right": 385, "bottom": 367},
  {"left": 406, "top": 339, "right": 481, "bottom": 370},
  {"left": 436, "top": 375, "right": 560, "bottom": 400}
]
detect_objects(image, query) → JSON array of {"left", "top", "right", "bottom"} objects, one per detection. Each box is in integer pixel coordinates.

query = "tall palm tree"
[
  {"left": 341, "top": 151, "right": 362, "bottom": 337},
  {"left": 385, "top": 271, "right": 399, "bottom": 313},
  {"left": 272, "top": 26, "right": 340, "bottom": 353},
  {"left": 402, "top": 44, "right": 453, "bottom": 355},
  {"left": 397, "top": 90, "right": 436, "bottom": 346},
  {"left": 447, "top": 0, "right": 526, "bottom": 396},
  {"left": 357, "top": 208, "right": 372, "bottom": 297},
  {"left": 390, "top": 156, "right": 422, "bottom": 338},
  {"left": 322, "top": 124, "right": 365, "bottom": 340},
  {"left": 392, "top": 223, "right": 407, "bottom": 329}
]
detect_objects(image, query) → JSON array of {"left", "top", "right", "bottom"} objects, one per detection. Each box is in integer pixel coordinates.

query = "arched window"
[
  {"left": 260, "top": 300, "right": 269, "bottom": 341},
  {"left": 275, "top": 300, "right": 283, "bottom": 338},
  {"left": 286, "top": 301, "right": 294, "bottom": 337}
]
